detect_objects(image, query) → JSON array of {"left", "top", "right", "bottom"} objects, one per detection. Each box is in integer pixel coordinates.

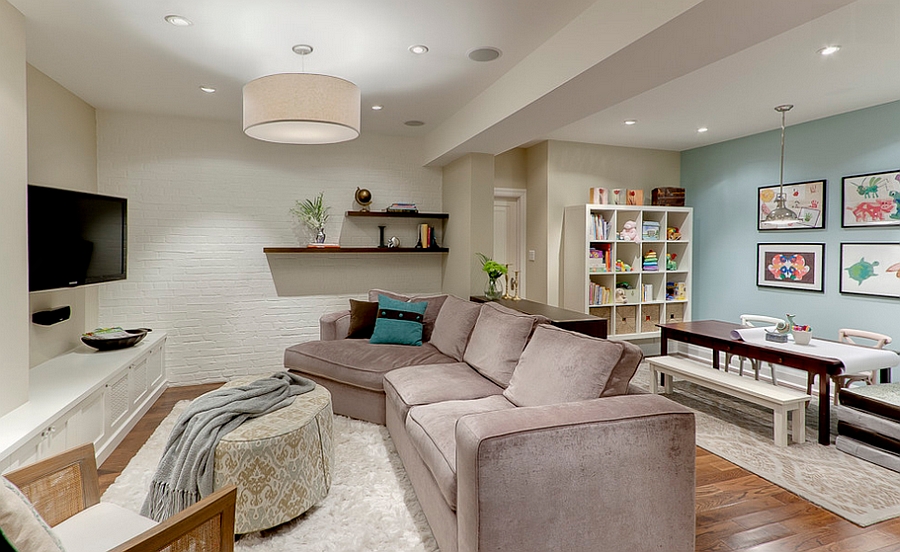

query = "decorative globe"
[{"left": 355, "top": 187, "right": 372, "bottom": 211}]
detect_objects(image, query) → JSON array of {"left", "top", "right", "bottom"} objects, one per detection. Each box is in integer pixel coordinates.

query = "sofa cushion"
[
  {"left": 406, "top": 396, "right": 515, "bottom": 511},
  {"left": 503, "top": 325, "right": 637, "bottom": 407},
  {"left": 384, "top": 363, "right": 504, "bottom": 421},
  {"left": 463, "top": 302, "right": 545, "bottom": 387},
  {"left": 601, "top": 339, "right": 644, "bottom": 397},
  {"left": 347, "top": 299, "right": 378, "bottom": 339},
  {"left": 367, "top": 289, "right": 448, "bottom": 342},
  {"left": 370, "top": 295, "right": 427, "bottom": 346},
  {"left": 284, "top": 340, "right": 456, "bottom": 392},
  {"left": 0, "top": 477, "right": 65, "bottom": 552},
  {"left": 429, "top": 295, "right": 482, "bottom": 361},
  {"left": 54, "top": 502, "right": 157, "bottom": 552}
]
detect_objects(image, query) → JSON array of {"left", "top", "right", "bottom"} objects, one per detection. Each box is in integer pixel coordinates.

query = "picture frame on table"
[
  {"left": 757, "top": 243, "right": 825, "bottom": 292},
  {"left": 758, "top": 180, "right": 826, "bottom": 231},
  {"left": 841, "top": 169, "right": 900, "bottom": 228},
  {"left": 840, "top": 242, "right": 900, "bottom": 298}
]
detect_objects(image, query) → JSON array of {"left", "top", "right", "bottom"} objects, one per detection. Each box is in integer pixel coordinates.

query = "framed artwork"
[
  {"left": 840, "top": 242, "right": 900, "bottom": 298},
  {"left": 842, "top": 169, "right": 900, "bottom": 227},
  {"left": 758, "top": 180, "right": 826, "bottom": 231},
  {"left": 757, "top": 243, "right": 825, "bottom": 292}
]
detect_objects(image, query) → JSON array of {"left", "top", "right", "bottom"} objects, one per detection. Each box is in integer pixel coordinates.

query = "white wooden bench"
[{"left": 648, "top": 355, "right": 812, "bottom": 447}]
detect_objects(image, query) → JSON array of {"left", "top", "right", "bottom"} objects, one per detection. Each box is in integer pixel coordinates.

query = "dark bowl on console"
[{"left": 82, "top": 328, "right": 151, "bottom": 351}]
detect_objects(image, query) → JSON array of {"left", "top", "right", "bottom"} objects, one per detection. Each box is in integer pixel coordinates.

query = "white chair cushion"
[{"left": 53, "top": 502, "right": 157, "bottom": 552}]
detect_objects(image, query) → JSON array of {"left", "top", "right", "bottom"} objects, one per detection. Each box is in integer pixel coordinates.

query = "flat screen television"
[{"left": 28, "top": 185, "right": 127, "bottom": 292}]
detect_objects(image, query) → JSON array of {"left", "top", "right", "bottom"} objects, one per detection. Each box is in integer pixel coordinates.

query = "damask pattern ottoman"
[{"left": 213, "top": 377, "right": 333, "bottom": 533}]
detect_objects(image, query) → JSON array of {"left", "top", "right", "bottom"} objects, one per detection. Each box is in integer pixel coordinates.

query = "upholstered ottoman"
[{"left": 213, "top": 377, "right": 333, "bottom": 533}]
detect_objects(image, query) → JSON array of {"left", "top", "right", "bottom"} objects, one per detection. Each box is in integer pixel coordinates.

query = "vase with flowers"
[
  {"left": 291, "top": 191, "right": 330, "bottom": 244},
  {"left": 477, "top": 253, "right": 507, "bottom": 300}
]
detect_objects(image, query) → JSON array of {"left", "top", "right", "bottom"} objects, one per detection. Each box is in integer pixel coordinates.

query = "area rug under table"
[
  {"left": 632, "top": 361, "right": 900, "bottom": 527},
  {"left": 102, "top": 401, "right": 438, "bottom": 551}
]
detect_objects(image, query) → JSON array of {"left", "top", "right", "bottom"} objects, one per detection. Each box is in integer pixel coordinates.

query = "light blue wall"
[{"left": 682, "top": 99, "right": 900, "bottom": 343}]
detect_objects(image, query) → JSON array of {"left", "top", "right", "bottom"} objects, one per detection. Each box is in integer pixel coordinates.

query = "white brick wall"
[{"left": 97, "top": 111, "right": 442, "bottom": 384}]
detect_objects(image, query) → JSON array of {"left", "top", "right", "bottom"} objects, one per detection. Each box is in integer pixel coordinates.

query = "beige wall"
[
  {"left": 494, "top": 148, "right": 527, "bottom": 190},
  {"left": 26, "top": 64, "right": 99, "bottom": 366},
  {"left": 0, "top": 0, "right": 29, "bottom": 416},
  {"left": 525, "top": 140, "right": 680, "bottom": 305},
  {"left": 442, "top": 153, "right": 495, "bottom": 299}
]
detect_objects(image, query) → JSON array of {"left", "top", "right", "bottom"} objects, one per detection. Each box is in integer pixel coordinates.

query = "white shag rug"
[{"left": 101, "top": 402, "right": 438, "bottom": 551}]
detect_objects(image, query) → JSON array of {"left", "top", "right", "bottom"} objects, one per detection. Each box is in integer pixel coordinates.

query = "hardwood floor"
[{"left": 98, "top": 384, "right": 900, "bottom": 551}]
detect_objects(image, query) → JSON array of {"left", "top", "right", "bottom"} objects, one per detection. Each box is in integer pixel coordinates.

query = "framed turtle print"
[
  {"left": 757, "top": 243, "right": 824, "bottom": 292},
  {"left": 840, "top": 242, "right": 900, "bottom": 298},
  {"left": 842, "top": 169, "right": 900, "bottom": 227},
  {"left": 758, "top": 180, "right": 826, "bottom": 230}
]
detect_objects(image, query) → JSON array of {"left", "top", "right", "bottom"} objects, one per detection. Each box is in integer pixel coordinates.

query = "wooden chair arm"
[
  {"left": 4, "top": 443, "right": 100, "bottom": 527},
  {"left": 110, "top": 485, "right": 237, "bottom": 552}
]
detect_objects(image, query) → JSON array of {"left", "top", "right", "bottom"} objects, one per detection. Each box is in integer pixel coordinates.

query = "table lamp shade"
[{"left": 243, "top": 73, "right": 360, "bottom": 144}]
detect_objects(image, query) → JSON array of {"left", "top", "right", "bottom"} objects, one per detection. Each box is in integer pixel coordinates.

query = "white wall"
[
  {"left": 96, "top": 111, "right": 442, "bottom": 384},
  {"left": 0, "top": 0, "right": 29, "bottom": 417},
  {"left": 26, "top": 64, "right": 99, "bottom": 366}
]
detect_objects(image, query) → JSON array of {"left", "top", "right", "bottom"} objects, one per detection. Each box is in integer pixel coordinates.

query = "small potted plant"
[
  {"left": 291, "top": 192, "right": 330, "bottom": 243},
  {"left": 477, "top": 253, "right": 507, "bottom": 300}
]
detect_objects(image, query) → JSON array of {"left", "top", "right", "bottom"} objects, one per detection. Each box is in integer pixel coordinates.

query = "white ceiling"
[{"left": 9, "top": 0, "right": 900, "bottom": 165}]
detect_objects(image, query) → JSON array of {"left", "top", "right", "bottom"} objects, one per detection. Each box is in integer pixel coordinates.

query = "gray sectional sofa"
[{"left": 284, "top": 290, "right": 696, "bottom": 552}]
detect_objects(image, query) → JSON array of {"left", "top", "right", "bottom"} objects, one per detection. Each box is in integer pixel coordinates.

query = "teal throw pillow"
[{"left": 370, "top": 294, "right": 427, "bottom": 346}]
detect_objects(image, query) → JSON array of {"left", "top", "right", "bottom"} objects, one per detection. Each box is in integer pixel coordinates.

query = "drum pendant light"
[{"left": 242, "top": 45, "right": 360, "bottom": 144}]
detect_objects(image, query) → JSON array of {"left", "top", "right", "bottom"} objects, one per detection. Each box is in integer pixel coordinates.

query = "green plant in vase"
[
  {"left": 291, "top": 191, "right": 331, "bottom": 243},
  {"left": 477, "top": 252, "right": 507, "bottom": 300}
]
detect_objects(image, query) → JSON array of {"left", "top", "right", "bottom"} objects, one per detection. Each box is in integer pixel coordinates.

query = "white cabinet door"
[
  {"left": 106, "top": 370, "right": 131, "bottom": 435},
  {"left": 66, "top": 388, "right": 106, "bottom": 450},
  {"left": 129, "top": 356, "right": 150, "bottom": 409}
]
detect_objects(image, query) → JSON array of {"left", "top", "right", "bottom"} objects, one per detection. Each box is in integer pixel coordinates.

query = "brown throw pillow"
[{"left": 347, "top": 299, "right": 379, "bottom": 339}]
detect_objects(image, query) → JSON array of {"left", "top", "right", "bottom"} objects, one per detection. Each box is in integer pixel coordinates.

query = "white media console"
[{"left": 0, "top": 331, "right": 167, "bottom": 473}]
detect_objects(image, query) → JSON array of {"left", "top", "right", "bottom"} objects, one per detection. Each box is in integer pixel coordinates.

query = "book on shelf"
[
  {"left": 589, "top": 213, "right": 611, "bottom": 240},
  {"left": 386, "top": 202, "right": 418, "bottom": 213},
  {"left": 589, "top": 282, "right": 610, "bottom": 305},
  {"left": 641, "top": 221, "right": 661, "bottom": 240},
  {"left": 306, "top": 243, "right": 341, "bottom": 248},
  {"left": 416, "top": 223, "right": 439, "bottom": 248}
]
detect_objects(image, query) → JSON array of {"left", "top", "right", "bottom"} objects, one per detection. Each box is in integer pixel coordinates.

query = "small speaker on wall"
[{"left": 32, "top": 306, "right": 71, "bottom": 326}]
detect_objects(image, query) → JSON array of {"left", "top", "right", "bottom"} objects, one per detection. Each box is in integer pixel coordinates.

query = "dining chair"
[
  {"left": 806, "top": 328, "right": 892, "bottom": 404},
  {"left": 725, "top": 314, "right": 784, "bottom": 385}
]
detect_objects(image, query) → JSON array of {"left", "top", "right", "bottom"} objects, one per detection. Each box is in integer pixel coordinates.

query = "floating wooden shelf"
[
  {"left": 345, "top": 211, "right": 449, "bottom": 219},
  {"left": 263, "top": 247, "right": 449, "bottom": 254}
]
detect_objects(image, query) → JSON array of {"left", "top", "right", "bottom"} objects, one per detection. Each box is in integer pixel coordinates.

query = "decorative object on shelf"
[
  {"left": 792, "top": 324, "right": 813, "bottom": 345},
  {"left": 82, "top": 327, "right": 151, "bottom": 351},
  {"left": 840, "top": 242, "right": 900, "bottom": 298},
  {"left": 642, "top": 250, "right": 658, "bottom": 271},
  {"left": 762, "top": 104, "right": 802, "bottom": 227},
  {"left": 666, "top": 253, "right": 678, "bottom": 270},
  {"left": 652, "top": 187, "right": 685, "bottom": 206},
  {"left": 626, "top": 189, "right": 643, "bottom": 206},
  {"left": 477, "top": 252, "right": 507, "bottom": 300},
  {"left": 641, "top": 221, "right": 660, "bottom": 240},
  {"left": 618, "top": 220, "right": 638, "bottom": 241},
  {"left": 666, "top": 226, "right": 682, "bottom": 240},
  {"left": 388, "top": 236, "right": 401, "bottom": 248},
  {"left": 615, "top": 259, "right": 632, "bottom": 272},
  {"left": 589, "top": 187, "right": 608, "bottom": 204},
  {"left": 841, "top": 169, "right": 900, "bottom": 228},
  {"left": 378, "top": 225, "right": 386, "bottom": 248},
  {"left": 355, "top": 187, "right": 373, "bottom": 212},
  {"left": 666, "top": 281, "right": 675, "bottom": 301},
  {"left": 502, "top": 265, "right": 513, "bottom": 299},
  {"left": 611, "top": 189, "right": 624, "bottom": 205},
  {"left": 615, "top": 288, "right": 627, "bottom": 304},
  {"left": 242, "top": 44, "right": 360, "bottom": 144},
  {"left": 756, "top": 243, "right": 824, "bottom": 292},
  {"left": 512, "top": 270, "right": 521, "bottom": 300},
  {"left": 758, "top": 179, "right": 826, "bottom": 230},
  {"left": 415, "top": 223, "right": 439, "bottom": 249},
  {"left": 674, "top": 282, "right": 687, "bottom": 300},
  {"left": 291, "top": 191, "right": 331, "bottom": 244}
]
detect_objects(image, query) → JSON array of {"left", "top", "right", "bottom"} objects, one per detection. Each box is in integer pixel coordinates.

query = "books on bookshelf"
[
  {"left": 415, "top": 223, "right": 440, "bottom": 248},
  {"left": 589, "top": 282, "right": 611, "bottom": 306},
  {"left": 386, "top": 202, "right": 418, "bottom": 213},
  {"left": 589, "top": 213, "right": 611, "bottom": 240},
  {"left": 589, "top": 246, "right": 612, "bottom": 273}
]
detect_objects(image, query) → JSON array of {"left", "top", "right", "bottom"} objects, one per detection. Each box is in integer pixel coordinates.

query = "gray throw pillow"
[
  {"left": 463, "top": 302, "right": 542, "bottom": 387},
  {"left": 503, "top": 324, "right": 627, "bottom": 407},
  {"left": 430, "top": 295, "right": 482, "bottom": 361}
]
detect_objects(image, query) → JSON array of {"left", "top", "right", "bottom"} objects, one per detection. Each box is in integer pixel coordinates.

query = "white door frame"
[{"left": 493, "top": 187, "right": 527, "bottom": 295}]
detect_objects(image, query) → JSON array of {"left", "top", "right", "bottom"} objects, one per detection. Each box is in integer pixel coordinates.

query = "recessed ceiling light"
[
  {"left": 199, "top": 86, "right": 216, "bottom": 94},
  {"left": 164, "top": 15, "right": 192, "bottom": 27},
  {"left": 818, "top": 45, "right": 841, "bottom": 56},
  {"left": 409, "top": 45, "right": 429, "bottom": 55},
  {"left": 467, "top": 47, "right": 502, "bottom": 62},
  {"left": 371, "top": 105, "right": 384, "bottom": 111},
  {"left": 624, "top": 119, "right": 637, "bottom": 126},
  {"left": 404, "top": 120, "right": 425, "bottom": 127},
  {"left": 697, "top": 127, "right": 708, "bottom": 133}
]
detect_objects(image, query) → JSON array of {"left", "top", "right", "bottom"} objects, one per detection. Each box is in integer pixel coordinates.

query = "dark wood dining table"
[{"left": 658, "top": 320, "right": 845, "bottom": 445}]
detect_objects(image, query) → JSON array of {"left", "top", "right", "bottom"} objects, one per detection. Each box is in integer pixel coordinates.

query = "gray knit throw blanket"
[{"left": 141, "top": 371, "right": 315, "bottom": 521}]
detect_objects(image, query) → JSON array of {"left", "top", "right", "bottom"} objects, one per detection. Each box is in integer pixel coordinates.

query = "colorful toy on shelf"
[
  {"left": 615, "top": 288, "right": 627, "bottom": 304},
  {"left": 615, "top": 259, "right": 632, "bottom": 272},
  {"left": 667, "top": 226, "right": 682, "bottom": 241},
  {"left": 666, "top": 253, "right": 678, "bottom": 270},
  {"left": 643, "top": 250, "right": 659, "bottom": 271},
  {"left": 665, "top": 282, "right": 675, "bottom": 301},
  {"left": 619, "top": 220, "right": 638, "bottom": 241}
]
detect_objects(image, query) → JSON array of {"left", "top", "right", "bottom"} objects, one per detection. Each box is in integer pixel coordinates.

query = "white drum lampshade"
[{"left": 242, "top": 73, "right": 361, "bottom": 144}]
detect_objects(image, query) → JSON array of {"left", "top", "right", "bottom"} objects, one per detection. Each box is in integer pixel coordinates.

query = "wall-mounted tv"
[{"left": 28, "top": 185, "right": 127, "bottom": 292}]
